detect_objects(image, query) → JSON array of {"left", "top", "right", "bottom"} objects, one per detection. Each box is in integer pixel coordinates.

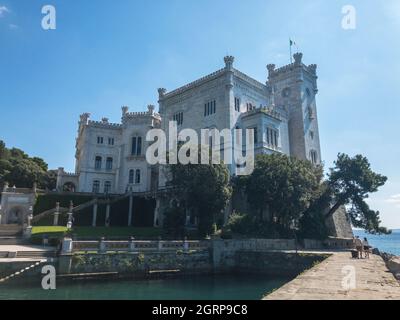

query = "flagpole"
[{"left": 289, "top": 39, "right": 292, "bottom": 64}]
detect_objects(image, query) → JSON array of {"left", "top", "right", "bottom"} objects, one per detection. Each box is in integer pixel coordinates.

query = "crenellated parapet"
[
  {"left": 87, "top": 120, "right": 122, "bottom": 129},
  {"left": 224, "top": 55, "right": 235, "bottom": 70},
  {"left": 79, "top": 112, "right": 91, "bottom": 125},
  {"left": 241, "top": 105, "right": 284, "bottom": 122},
  {"left": 267, "top": 53, "right": 318, "bottom": 81},
  {"left": 121, "top": 105, "right": 161, "bottom": 126}
]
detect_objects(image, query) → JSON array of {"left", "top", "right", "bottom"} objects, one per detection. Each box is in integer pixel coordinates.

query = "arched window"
[
  {"left": 95, "top": 156, "right": 102, "bottom": 170},
  {"left": 129, "top": 169, "right": 134, "bottom": 184},
  {"left": 104, "top": 181, "right": 111, "bottom": 193},
  {"left": 310, "top": 150, "right": 318, "bottom": 164},
  {"left": 106, "top": 157, "right": 113, "bottom": 170},
  {"left": 92, "top": 180, "right": 100, "bottom": 193},
  {"left": 131, "top": 136, "right": 142, "bottom": 156},
  {"left": 135, "top": 169, "right": 141, "bottom": 184}
]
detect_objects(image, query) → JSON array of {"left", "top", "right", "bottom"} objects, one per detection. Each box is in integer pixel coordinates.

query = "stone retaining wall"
[
  {"left": 234, "top": 251, "right": 329, "bottom": 276},
  {"left": 59, "top": 251, "right": 212, "bottom": 276}
]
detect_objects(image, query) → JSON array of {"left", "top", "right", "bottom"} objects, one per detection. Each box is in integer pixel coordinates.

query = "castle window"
[
  {"left": 135, "top": 169, "right": 141, "bottom": 184},
  {"left": 234, "top": 98, "right": 240, "bottom": 112},
  {"left": 266, "top": 127, "right": 279, "bottom": 149},
  {"left": 95, "top": 156, "right": 102, "bottom": 170},
  {"left": 131, "top": 136, "right": 142, "bottom": 156},
  {"left": 310, "top": 150, "right": 318, "bottom": 164},
  {"left": 246, "top": 103, "right": 255, "bottom": 112},
  {"left": 104, "top": 181, "right": 111, "bottom": 194},
  {"left": 308, "top": 107, "right": 315, "bottom": 120},
  {"left": 310, "top": 131, "right": 314, "bottom": 140},
  {"left": 204, "top": 100, "right": 216, "bottom": 117},
  {"left": 97, "top": 137, "right": 104, "bottom": 144},
  {"left": 92, "top": 180, "right": 100, "bottom": 193},
  {"left": 129, "top": 169, "right": 134, "bottom": 184},
  {"left": 108, "top": 137, "right": 114, "bottom": 145},
  {"left": 106, "top": 157, "right": 113, "bottom": 170},
  {"left": 173, "top": 112, "right": 183, "bottom": 125},
  {"left": 253, "top": 127, "right": 258, "bottom": 144}
]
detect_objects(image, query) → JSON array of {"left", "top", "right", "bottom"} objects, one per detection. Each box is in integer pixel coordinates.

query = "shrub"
[{"left": 225, "top": 212, "right": 294, "bottom": 239}]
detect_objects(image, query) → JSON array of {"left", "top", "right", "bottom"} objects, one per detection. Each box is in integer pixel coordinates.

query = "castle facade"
[{"left": 57, "top": 53, "right": 321, "bottom": 195}]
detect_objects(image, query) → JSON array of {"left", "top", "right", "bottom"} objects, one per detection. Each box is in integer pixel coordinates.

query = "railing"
[
  {"left": 62, "top": 237, "right": 354, "bottom": 255},
  {"left": 66, "top": 238, "right": 210, "bottom": 254}
]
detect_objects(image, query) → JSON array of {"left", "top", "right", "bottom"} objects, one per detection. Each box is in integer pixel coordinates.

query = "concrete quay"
[{"left": 264, "top": 252, "right": 400, "bottom": 300}]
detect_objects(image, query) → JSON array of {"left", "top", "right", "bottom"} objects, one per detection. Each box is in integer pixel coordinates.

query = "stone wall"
[
  {"left": 58, "top": 248, "right": 329, "bottom": 280},
  {"left": 59, "top": 251, "right": 212, "bottom": 276},
  {"left": 325, "top": 205, "right": 354, "bottom": 238},
  {"left": 379, "top": 252, "right": 400, "bottom": 280},
  {"left": 303, "top": 237, "right": 354, "bottom": 250},
  {"left": 235, "top": 251, "right": 329, "bottom": 277}
]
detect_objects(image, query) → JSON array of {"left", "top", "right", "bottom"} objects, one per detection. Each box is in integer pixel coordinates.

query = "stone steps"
[
  {"left": 0, "top": 225, "right": 23, "bottom": 237},
  {"left": 0, "top": 250, "right": 56, "bottom": 259},
  {"left": 14, "top": 251, "right": 57, "bottom": 259},
  {"left": 0, "top": 237, "right": 28, "bottom": 245}
]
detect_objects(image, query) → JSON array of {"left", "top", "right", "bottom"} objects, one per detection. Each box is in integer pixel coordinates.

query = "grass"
[
  {"left": 31, "top": 226, "right": 163, "bottom": 239},
  {"left": 32, "top": 226, "right": 68, "bottom": 235}
]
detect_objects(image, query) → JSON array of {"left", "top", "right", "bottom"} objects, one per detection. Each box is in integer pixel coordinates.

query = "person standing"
[
  {"left": 363, "top": 237, "right": 371, "bottom": 259},
  {"left": 355, "top": 236, "right": 364, "bottom": 259}
]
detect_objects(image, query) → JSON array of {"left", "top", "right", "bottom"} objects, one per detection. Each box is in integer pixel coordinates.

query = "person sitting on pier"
[
  {"left": 355, "top": 236, "right": 364, "bottom": 259},
  {"left": 363, "top": 237, "right": 371, "bottom": 259}
]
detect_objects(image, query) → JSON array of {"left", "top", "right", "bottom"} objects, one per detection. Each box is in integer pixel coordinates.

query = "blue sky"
[{"left": 0, "top": 0, "right": 399, "bottom": 228}]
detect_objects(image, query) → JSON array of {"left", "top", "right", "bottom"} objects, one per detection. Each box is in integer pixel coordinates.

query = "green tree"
[
  {"left": 168, "top": 152, "right": 232, "bottom": 237},
  {"left": 0, "top": 140, "right": 54, "bottom": 190},
  {"left": 244, "top": 153, "right": 322, "bottom": 229},
  {"left": 163, "top": 201, "right": 186, "bottom": 238},
  {"left": 326, "top": 153, "right": 389, "bottom": 234}
]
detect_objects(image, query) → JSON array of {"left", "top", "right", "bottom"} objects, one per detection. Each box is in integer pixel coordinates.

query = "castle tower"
[{"left": 267, "top": 53, "right": 322, "bottom": 165}]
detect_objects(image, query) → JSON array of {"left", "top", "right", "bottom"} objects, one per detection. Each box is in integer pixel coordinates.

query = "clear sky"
[{"left": 0, "top": 0, "right": 399, "bottom": 228}]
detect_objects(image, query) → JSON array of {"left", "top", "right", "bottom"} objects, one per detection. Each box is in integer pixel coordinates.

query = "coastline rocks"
[
  {"left": 387, "top": 257, "right": 400, "bottom": 280},
  {"left": 372, "top": 248, "right": 380, "bottom": 255}
]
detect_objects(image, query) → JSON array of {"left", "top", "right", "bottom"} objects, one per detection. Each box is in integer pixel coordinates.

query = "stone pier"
[{"left": 264, "top": 252, "right": 400, "bottom": 300}]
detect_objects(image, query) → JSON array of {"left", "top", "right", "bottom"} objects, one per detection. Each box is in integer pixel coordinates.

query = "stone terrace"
[{"left": 264, "top": 252, "right": 400, "bottom": 300}]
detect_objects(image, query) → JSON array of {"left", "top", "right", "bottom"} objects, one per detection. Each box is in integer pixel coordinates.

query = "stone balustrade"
[
  {"left": 62, "top": 237, "right": 355, "bottom": 255},
  {"left": 65, "top": 238, "right": 209, "bottom": 254}
]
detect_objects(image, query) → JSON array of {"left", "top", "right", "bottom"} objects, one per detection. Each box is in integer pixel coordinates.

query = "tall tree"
[
  {"left": 244, "top": 153, "right": 322, "bottom": 228},
  {"left": 168, "top": 153, "right": 232, "bottom": 237},
  {"left": 0, "top": 140, "right": 54, "bottom": 190},
  {"left": 326, "top": 153, "right": 389, "bottom": 234}
]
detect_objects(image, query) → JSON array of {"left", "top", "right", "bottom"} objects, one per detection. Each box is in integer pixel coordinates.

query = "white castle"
[{"left": 57, "top": 53, "right": 321, "bottom": 195}]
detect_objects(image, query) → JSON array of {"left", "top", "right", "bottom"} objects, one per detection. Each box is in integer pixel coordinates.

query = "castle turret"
[{"left": 267, "top": 53, "right": 321, "bottom": 165}]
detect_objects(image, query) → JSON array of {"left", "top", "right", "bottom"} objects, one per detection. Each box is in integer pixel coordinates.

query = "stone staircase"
[
  {"left": 0, "top": 237, "right": 28, "bottom": 245},
  {"left": 0, "top": 225, "right": 22, "bottom": 237},
  {"left": 0, "top": 225, "right": 26, "bottom": 245}
]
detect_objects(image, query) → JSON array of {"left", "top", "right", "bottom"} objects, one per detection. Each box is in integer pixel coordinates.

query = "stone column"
[
  {"left": 23, "top": 209, "right": 33, "bottom": 239},
  {"left": 53, "top": 202, "right": 60, "bottom": 226},
  {"left": 92, "top": 200, "right": 98, "bottom": 227},
  {"left": 128, "top": 193, "right": 133, "bottom": 226},
  {"left": 129, "top": 237, "right": 136, "bottom": 252},
  {"left": 105, "top": 203, "right": 110, "bottom": 227},
  {"left": 158, "top": 236, "right": 163, "bottom": 251},
  {"left": 66, "top": 201, "right": 73, "bottom": 229},
  {"left": 62, "top": 237, "right": 73, "bottom": 254},
  {"left": 153, "top": 198, "right": 160, "bottom": 227},
  {"left": 183, "top": 237, "right": 189, "bottom": 252},
  {"left": 99, "top": 237, "right": 106, "bottom": 253}
]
